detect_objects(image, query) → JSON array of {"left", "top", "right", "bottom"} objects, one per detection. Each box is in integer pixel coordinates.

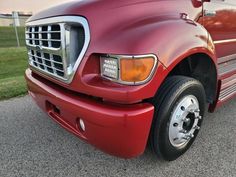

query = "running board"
[
  {"left": 218, "top": 54, "right": 236, "bottom": 76},
  {"left": 209, "top": 54, "right": 236, "bottom": 111},
  {"left": 218, "top": 71, "right": 236, "bottom": 101},
  {"left": 218, "top": 55, "right": 236, "bottom": 102}
]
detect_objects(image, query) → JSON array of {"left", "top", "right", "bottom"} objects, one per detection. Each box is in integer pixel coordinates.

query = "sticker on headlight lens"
[{"left": 100, "top": 57, "right": 118, "bottom": 79}]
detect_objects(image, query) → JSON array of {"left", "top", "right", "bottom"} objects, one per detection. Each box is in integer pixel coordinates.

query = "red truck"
[{"left": 24, "top": 0, "right": 236, "bottom": 161}]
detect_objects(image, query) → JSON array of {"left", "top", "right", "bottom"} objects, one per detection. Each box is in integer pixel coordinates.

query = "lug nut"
[
  {"left": 182, "top": 133, "right": 194, "bottom": 140},
  {"left": 194, "top": 125, "right": 200, "bottom": 130},
  {"left": 189, "top": 133, "right": 194, "bottom": 138},
  {"left": 182, "top": 136, "right": 190, "bottom": 140},
  {"left": 189, "top": 109, "right": 194, "bottom": 113},
  {"left": 196, "top": 116, "right": 202, "bottom": 120},
  {"left": 179, "top": 130, "right": 187, "bottom": 133},
  {"left": 182, "top": 118, "right": 190, "bottom": 122}
]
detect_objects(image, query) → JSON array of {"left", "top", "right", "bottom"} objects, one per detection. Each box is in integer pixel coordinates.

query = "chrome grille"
[{"left": 25, "top": 16, "right": 90, "bottom": 83}]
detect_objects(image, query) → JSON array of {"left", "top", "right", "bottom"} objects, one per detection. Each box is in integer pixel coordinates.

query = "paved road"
[{"left": 0, "top": 95, "right": 236, "bottom": 177}]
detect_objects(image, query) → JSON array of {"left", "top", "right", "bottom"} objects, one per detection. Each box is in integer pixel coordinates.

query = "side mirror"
[
  {"left": 192, "top": 0, "right": 210, "bottom": 8},
  {"left": 192, "top": 0, "right": 203, "bottom": 8}
]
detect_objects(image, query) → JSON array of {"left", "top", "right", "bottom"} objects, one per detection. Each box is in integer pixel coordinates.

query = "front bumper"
[{"left": 25, "top": 69, "right": 154, "bottom": 158}]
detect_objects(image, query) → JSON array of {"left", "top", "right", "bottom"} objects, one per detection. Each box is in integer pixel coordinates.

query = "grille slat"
[
  {"left": 26, "top": 31, "right": 61, "bottom": 34},
  {"left": 27, "top": 45, "right": 61, "bottom": 55},
  {"left": 26, "top": 16, "right": 90, "bottom": 83},
  {"left": 48, "top": 25, "right": 52, "bottom": 48},
  {"left": 26, "top": 38, "right": 61, "bottom": 42},
  {"left": 32, "top": 27, "right": 35, "bottom": 45}
]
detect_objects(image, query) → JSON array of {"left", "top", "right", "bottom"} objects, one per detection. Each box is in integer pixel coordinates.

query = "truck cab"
[{"left": 24, "top": 0, "right": 236, "bottom": 161}]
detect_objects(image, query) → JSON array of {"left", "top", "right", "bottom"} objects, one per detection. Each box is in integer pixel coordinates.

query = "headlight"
[
  {"left": 100, "top": 56, "right": 119, "bottom": 79},
  {"left": 100, "top": 54, "right": 157, "bottom": 85}
]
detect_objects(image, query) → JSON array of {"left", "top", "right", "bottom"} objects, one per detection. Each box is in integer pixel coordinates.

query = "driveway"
[{"left": 0, "top": 96, "right": 236, "bottom": 177}]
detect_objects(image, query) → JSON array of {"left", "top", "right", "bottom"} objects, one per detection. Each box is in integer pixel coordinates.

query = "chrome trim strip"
[
  {"left": 100, "top": 54, "right": 158, "bottom": 86},
  {"left": 218, "top": 54, "right": 236, "bottom": 64},
  {"left": 221, "top": 73, "right": 236, "bottom": 90},
  {"left": 219, "top": 84, "right": 236, "bottom": 101},
  {"left": 27, "top": 45, "right": 62, "bottom": 55},
  {"left": 214, "top": 39, "right": 236, "bottom": 45},
  {"left": 26, "top": 38, "right": 61, "bottom": 42},
  {"left": 26, "top": 16, "right": 90, "bottom": 84}
]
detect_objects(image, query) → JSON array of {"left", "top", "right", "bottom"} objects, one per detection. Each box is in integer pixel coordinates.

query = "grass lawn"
[
  {"left": 0, "top": 27, "right": 25, "bottom": 48},
  {"left": 0, "top": 47, "right": 28, "bottom": 100}
]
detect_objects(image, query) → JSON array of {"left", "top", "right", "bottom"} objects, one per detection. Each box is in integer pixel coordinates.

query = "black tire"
[{"left": 149, "top": 76, "right": 206, "bottom": 161}]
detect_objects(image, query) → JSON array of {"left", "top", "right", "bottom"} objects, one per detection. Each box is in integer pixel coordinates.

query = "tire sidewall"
[{"left": 153, "top": 80, "right": 206, "bottom": 161}]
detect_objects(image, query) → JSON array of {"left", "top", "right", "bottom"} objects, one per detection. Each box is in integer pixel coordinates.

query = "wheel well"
[{"left": 168, "top": 53, "right": 217, "bottom": 103}]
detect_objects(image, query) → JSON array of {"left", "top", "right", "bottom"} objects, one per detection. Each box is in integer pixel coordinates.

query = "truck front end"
[{"left": 24, "top": 0, "right": 166, "bottom": 158}]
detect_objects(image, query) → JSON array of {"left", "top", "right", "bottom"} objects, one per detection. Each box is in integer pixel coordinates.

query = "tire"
[{"left": 149, "top": 76, "right": 206, "bottom": 161}]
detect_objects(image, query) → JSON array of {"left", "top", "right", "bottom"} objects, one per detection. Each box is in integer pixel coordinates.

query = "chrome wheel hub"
[{"left": 169, "top": 95, "right": 201, "bottom": 148}]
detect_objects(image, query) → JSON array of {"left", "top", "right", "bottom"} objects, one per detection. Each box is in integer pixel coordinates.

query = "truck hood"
[
  {"left": 28, "top": 0, "right": 202, "bottom": 54},
  {"left": 29, "top": 0, "right": 166, "bottom": 22}
]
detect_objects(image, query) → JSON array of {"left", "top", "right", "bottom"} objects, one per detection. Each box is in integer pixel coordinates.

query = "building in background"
[{"left": 0, "top": 12, "right": 32, "bottom": 26}]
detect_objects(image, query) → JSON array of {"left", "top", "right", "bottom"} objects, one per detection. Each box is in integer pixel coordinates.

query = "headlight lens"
[
  {"left": 100, "top": 54, "right": 157, "bottom": 85},
  {"left": 100, "top": 56, "right": 118, "bottom": 79}
]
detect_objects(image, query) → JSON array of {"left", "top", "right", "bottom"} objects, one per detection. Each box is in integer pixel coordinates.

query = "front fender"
[
  {"left": 87, "top": 15, "right": 217, "bottom": 67},
  {"left": 78, "top": 17, "right": 218, "bottom": 103}
]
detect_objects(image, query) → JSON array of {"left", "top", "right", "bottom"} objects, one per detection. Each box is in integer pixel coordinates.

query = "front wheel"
[{"left": 150, "top": 76, "right": 206, "bottom": 161}]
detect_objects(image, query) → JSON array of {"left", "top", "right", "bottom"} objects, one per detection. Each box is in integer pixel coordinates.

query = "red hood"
[
  {"left": 28, "top": 0, "right": 202, "bottom": 55},
  {"left": 29, "top": 0, "right": 169, "bottom": 22},
  {"left": 29, "top": 0, "right": 201, "bottom": 24}
]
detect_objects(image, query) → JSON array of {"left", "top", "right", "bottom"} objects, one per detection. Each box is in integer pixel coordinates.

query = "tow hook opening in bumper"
[
  {"left": 46, "top": 100, "right": 86, "bottom": 134},
  {"left": 46, "top": 101, "right": 61, "bottom": 115}
]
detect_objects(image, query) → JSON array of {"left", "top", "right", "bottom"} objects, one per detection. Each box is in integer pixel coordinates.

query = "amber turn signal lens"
[{"left": 120, "top": 57, "right": 155, "bottom": 82}]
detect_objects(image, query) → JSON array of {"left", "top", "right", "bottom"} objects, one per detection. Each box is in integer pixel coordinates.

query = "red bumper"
[{"left": 25, "top": 69, "right": 154, "bottom": 158}]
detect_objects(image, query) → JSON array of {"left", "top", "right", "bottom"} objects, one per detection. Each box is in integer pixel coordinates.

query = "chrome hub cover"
[{"left": 168, "top": 95, "right": 201, "bottom": 148}]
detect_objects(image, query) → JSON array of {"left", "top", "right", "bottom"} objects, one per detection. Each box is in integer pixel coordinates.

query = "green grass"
[
  {"left": 0, "top": 27, "right": 25, "bottom": 48},
  {"left": 0, "top": 47, "right": 28, "bottom": 100}
]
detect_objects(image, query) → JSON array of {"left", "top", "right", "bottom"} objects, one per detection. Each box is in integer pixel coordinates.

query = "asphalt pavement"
[{"left": 0, "top": 95, "right": 236, "bottom": 177}]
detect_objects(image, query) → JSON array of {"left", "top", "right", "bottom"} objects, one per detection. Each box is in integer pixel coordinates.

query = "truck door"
[
  {"left": 203, "top": 0, "right": 236, "bottom": 61},
  {"left": 203, "top": 0, "right": 236, "bottom": 102}
]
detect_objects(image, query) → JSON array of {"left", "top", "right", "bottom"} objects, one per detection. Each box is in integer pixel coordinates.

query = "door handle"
[{"left": 204, "top": 10, "right": 216, "bottom": 17}]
